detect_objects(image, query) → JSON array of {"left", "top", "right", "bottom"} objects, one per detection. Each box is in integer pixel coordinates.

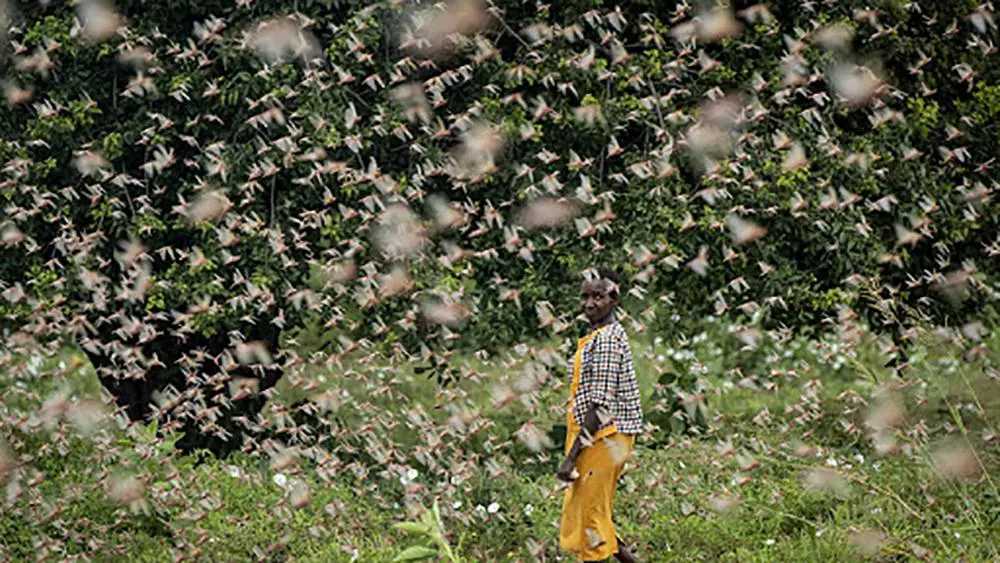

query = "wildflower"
[{"left": 273, "top": 473, "right": 288, "bottom": 488}]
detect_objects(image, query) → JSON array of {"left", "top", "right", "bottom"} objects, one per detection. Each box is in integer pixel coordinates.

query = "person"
[{"left": 557, "top": 267, "right": 643, "bottom": 563}]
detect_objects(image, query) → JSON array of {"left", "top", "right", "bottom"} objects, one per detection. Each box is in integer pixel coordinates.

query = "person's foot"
[{"left": 614, "top": 536, "right": 638, "bottom": 563}]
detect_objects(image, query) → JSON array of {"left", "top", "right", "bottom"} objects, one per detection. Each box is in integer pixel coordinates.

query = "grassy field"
[{"left": 2, "top": 320, "right": 999, "bottom": 561}]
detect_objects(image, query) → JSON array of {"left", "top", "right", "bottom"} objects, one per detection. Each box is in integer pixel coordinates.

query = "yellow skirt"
[{"left": 559, "top": 432, "right": 635, "bottom": 561}]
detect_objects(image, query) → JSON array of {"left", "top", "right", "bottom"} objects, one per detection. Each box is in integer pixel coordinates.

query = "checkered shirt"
[{"left": 570, "top": 321, "right": 643, "bottom": 435}]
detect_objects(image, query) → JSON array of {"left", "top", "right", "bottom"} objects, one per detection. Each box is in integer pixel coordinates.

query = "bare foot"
[{"left": 614, "top": 537, "right": 638, "bottom": 563}]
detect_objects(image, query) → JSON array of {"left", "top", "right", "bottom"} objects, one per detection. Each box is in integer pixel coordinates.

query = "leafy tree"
[{"left": 2, "top": 0, "right": 998, "bottom": 454}]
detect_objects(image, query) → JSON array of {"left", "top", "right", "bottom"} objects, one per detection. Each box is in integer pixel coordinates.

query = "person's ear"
[{"left": 606, "top": 281, "right": 620, "bottom": 302}]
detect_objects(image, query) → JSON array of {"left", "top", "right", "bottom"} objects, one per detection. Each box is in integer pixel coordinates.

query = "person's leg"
[{"left": 611, "top": 435, "right": 638, "bottom": 563}]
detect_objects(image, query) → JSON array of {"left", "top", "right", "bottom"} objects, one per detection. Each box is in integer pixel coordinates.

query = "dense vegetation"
[
  {"left": 2, "top": 323, "right": 999, "bottom": 560},
  {"left": 1, "top": 0, "right": 1000, "bottom": 558},
  {"left": 2, "top": 0, "right": 1000, "bottom": 452}
]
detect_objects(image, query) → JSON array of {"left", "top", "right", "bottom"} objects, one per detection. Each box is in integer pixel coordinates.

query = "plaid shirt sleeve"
[
  {"left": 615, "top": 331, "right": 643, "bottom": 434},
  {"left": 573, "top": 323, "right": 644, "bottom": 434},
  {"left": 579, "top": 332, "right": 617, "bottom": 410}
]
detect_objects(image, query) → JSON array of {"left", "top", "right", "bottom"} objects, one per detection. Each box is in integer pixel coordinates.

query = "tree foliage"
[{"left": 1, "top": 0, "right": 999, "bottom": 452}]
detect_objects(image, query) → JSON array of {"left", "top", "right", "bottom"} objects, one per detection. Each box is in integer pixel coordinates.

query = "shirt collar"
[{"left": 580, "top": 311, "right": 617, "bottom": 338}]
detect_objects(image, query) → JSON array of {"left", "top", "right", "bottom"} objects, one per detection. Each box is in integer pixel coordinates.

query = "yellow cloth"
[{"left": 559, "top": 327, "right": 636, "bottom": 561}]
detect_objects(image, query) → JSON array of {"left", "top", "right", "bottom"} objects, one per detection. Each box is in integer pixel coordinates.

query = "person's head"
[{"left": 580, "top": 267, "right": 620, "bottom": 325}]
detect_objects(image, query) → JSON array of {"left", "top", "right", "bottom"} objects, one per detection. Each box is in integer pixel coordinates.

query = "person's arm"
[
  {"left": 556, "top": 332, "right": 618, "bottom": 482},
  {"left": 555, "top": 402, "right": 601, "bottom": 481}
]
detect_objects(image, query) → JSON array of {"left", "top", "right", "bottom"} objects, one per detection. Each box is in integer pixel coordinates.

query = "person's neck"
[{"left": 589, "top": 310, "right": 616, "bottom": 331}]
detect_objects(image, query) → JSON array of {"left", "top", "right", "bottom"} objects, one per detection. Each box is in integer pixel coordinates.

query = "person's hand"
[{"left": 555, "top": 456, "right": 579, "bottom": 482}]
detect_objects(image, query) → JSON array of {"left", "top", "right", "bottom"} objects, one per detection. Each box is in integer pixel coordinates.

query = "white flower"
[
  {"left": 227, "top": 465, "right": 241, "bottom": 479},
  {"left": 272, "top": 473, "right": 287, "bottom": 488},
  {"left": 452, "top": 501, "right": 462, "bottom": 510},
  {"left": 475, "top": 504, "right": 486, "bottom": 513},
  {"left": 450, "top": 474, "right": 463, "bottom": 486},
  {"left": 523, "top": 504, "right": 534, "bottom": 516},
  {"left": 764, "top": 539, "right": 776, "bottom": 546},
  {"left": 825, "top": 457, "right": 838, "bottom": 467},
  {"left": 399, "top": 466, "right": 420, "bottom": 486},
  {"left": 487, "top": 502, "right": 500, "bottom": 514}
]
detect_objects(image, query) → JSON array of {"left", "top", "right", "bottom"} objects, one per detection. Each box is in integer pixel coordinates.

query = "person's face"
[{"left": 581, "top": 279, "right": 618, "bottom": 324}]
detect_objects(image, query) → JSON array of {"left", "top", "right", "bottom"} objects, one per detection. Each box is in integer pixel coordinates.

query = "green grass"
[{"left": 2, "top": 323, "right": 1000, "bottom": 561}]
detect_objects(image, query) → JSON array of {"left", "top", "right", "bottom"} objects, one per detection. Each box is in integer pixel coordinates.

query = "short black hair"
[
  {"left": 580, "top": 267, "right": 622, "bottom": 297},
  {"left": 597, "top": 267, "right": 620, "bottom": 287},
  {"left": 596, "top": 267, "right": 622, "bottom": 300}
]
